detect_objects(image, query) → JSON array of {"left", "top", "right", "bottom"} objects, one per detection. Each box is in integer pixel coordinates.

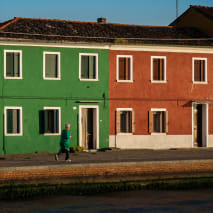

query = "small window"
[
  {"left": 149, "top": 109, "right": 168, "bottom": 134},
  {"left": 116, "top": 108, "right": 135, "bottom": 134},
  {"left": 4, "top": 50, "right": 22, "bottom": 79},
  {"left": 151, "top": 56, "right": 166, "bottom": 82},
  {"left": 4, "top": 107, "right": 22, "bottom": 136},
  {"left": 193, "top": 58, "right": 207, "bottom": 83},
  {"left": 43, "top": 52, "right": 60, "bottom": 80},
  {"left": 79, "top": 53, "right": 98, "bottom": 81},
  {"left": 43, "top": 107, "right": 61, "bottom": 135},
  {"left": 117, "top": 55, "right": 133, "bottom": 82}
]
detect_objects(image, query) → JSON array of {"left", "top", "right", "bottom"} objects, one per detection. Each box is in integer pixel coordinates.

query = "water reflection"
[{"left": 1, "top": 189, "right": 213, "bottom": 213}]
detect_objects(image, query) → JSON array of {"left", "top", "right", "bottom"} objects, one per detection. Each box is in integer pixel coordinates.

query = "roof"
[
  {"left": 0, "top": 17, "right": 212, "bottom": 46},
  {"left": 170, "top": 5, "right": 213, "bottom": 26},
  {"left": 191, "top": 5, "right": 213, "bottom": 20}
]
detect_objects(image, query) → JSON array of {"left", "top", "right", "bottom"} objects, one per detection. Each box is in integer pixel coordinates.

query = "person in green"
[{"left": 55, "top": 123, "right": 72, "bottom": 162}]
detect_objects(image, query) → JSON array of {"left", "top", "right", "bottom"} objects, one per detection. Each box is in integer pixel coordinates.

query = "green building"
[{"left": 0, "top": 18, "right": 109, "bottom": 154}]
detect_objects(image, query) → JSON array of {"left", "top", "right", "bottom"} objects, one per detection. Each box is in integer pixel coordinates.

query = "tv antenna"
[{"left": 176, "top": 0, "right": 179, "bottom": 18}]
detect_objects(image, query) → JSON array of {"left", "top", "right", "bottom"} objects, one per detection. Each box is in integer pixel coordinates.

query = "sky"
[{"left": 1, "top": 0, "right": 213, "bottom": 26}]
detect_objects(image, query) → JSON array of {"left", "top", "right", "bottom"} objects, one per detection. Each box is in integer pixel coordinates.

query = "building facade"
[
  {"left": 109, "top": 45, "right": 213, "bottom": 149},
  {"left": 0, "top": 6, "right": 213, "bottom": 154},
  {"left": 0, "top": 42, "right": 109, "bottom": 154}
]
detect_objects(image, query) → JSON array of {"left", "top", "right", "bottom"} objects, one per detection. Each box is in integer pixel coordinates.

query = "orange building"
[
  {"left": 109, "top": 47, "right": 213, "bottom": 149},
  {"left": 109, "top": 5, "right": 213, "bottom": 149}
]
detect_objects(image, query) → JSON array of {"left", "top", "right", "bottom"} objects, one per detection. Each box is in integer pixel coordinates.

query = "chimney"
[{"left": 97, "top": 17, "right": 106, "bottom": 23}]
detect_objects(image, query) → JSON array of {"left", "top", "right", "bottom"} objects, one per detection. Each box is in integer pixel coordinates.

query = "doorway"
[
  {"left": 192, "top": 103, "right": 208, "bottom": 147},
  {"left": 79, "top": 106, "right": 99, "bottom": 150}
]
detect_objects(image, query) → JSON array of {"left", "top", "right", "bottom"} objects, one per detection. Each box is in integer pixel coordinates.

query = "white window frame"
[
  {"left": 192, "top": 57, "right": 208, "bottom": 84},
  {"left": 43, "top": 51, "right": 61, "bottom": 80},
  {"left": 116, "top": 108, "right": 133, "bottom": 135},
  {"left": 43, "top": 107, "right": 61, "bottom": 135},
  {"left": 116, "top": 55, "right": 133, "bottom": 82},
  {"left": 79, "top": 53, "right": 99, "bottom": 81},
  {"left": 4, "top": 50, "right": 22, "bottom": 79},
  {"left": 4, "top": 106, "right": 23, "bottom": 136},
  {"left": 151, "top": 56, "right": 167, "bottom": 83},
  {"left": 151, "top": 108, "right": 167, "bottom": 136}
]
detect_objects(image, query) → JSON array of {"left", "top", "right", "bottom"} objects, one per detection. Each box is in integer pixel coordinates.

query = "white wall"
[
  {"left": 109, "top": 135, "right": 193, "bottom": 149},
  {"left": 208, "top": 135, "right": 213, "bottom": 147}
]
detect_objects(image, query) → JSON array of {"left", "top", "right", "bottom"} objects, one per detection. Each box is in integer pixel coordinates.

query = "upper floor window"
[
  {"left": 116, "top": 108, "right": 135, "bottom": 134},
  {"left": 4, "top": 107, "right": 23, "bottom": 136},
  {"left": 4, "top": 50, "right": 22, "bottom": 79},
  {"left": 193, "top": 58, "right": 207, "bottom": 84},
  {"left": 43, "top": 107, "right": 61, "bottom": 135},
  {"left": 151, "top": 56, "right": 167, "bottom": 83},
  {"left": 79, "top": 53, "right": 98, "bottom": 81},
  {"left": 116, "top": 55, "right": 133, "bottom": 82},
  {"left": 43, "top": 52, "right": 60, "bottom": 80},
  {"left": 149, "top": 108, "right": 168, "bottom": 135}
]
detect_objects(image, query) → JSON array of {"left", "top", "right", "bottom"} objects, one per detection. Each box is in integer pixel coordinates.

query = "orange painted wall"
[{"left": 109, "top": 50, "right": 213, "bottom": 135}]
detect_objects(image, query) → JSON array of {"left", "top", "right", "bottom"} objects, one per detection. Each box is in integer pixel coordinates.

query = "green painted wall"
[{"left": 0, "top": 45, "right": 109, "bottom": 154}]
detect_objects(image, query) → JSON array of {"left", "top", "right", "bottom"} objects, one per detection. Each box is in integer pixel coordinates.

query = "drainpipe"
[{"left": 2, "top": 113, "right": 6, "bottom": 154}]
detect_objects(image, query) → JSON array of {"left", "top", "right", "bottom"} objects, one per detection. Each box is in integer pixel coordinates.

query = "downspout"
[
  {"left": 1, "top": 69, "right": 6, "bottom": 154},
  {"left": 3, "top": 113, "right": 6, "bottom": 154}
]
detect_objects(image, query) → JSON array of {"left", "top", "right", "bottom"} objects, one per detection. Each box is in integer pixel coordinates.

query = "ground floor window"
[
  {"left": 149, "top": 109, "right": 168, "bottom": 134},
  {"left": 116, "top": 108, "right": 135, "bottom": 134},
  {"left": 4, "top": 107, "right": 23, "bottom": 136},
  {"left": 43, "top": 107, "right": 61, "bottom": 135}
]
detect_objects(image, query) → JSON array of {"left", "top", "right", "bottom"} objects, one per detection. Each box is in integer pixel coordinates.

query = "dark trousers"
[{"left": 57, "top": 149, "right": 70, "bottom": 160}]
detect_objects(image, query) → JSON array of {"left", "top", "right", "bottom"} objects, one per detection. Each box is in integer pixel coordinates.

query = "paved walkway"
[
  {"left": 1, "top": 148, "right": 213, "bottom": 168},
  {"left": 1, "top": 148, "right": 213, "bottom": 185}
]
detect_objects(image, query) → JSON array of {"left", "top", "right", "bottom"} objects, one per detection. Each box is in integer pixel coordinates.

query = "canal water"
[{"left": 0, "top": 189, "right": 213, "bottom": 213}]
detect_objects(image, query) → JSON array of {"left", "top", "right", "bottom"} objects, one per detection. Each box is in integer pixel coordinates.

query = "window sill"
[
  {"left": 5, "top": 77, "right": 23, "bottom": 80},
  {"left": 151, "top": 133, "right": 167, "bottom": 136},
  {"left": 44, "top": 133, "right": 60, "bottom": 136},
  {"left": 79, "top": 79, "right": 99, "bottom": 82},
  {"left": 5, "top": 133, "right": 23, "bottom": 136},
  {"left": 117, "top": 133, "right": 133, "bottom": 136},
  {"left": 43, "top": 78, "right": 61, "bottom": 80},
  {"left": 193, "top": 81, "right": 208, "bottom": 84},
  {"left": 151, "top": 80, "right": 167, "bottom": 83},
  {"left": 117, "top": 80, "right": 133, "bottom": 83}
]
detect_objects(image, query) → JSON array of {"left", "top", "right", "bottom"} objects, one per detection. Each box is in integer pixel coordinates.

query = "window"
[
  {"left": 43, "top": 107, "right": 61, "bottom": 135},
  {"left": 116, "top": 55, "right": 133, "bottom": 82},
  {"left": 4, "top": 107, "right": 23, "bottom": 136},
  {"left": 43, "top": 52, "right": 60, "bottom": 80},
  {"left": 116, "top": 108, "right": 135, "bottom": 134},
  {"left": 79, "top": 53, "right": 98, "bottom": 81},
  {"left": 193, "top": 58, "right": 207, "bottom": 83},
  {"left": 149, "top": 109, "right": 168, "bottom": 134},
  {"left": 4, "top": 50, "right": 22, "bottom": 79},
  {"left": 151, "top": 56, "right": 166, "bottom": 82}
]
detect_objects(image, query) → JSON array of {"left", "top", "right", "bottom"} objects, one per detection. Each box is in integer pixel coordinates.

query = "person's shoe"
[
  {"left": 65, "top": 159, "right": 72, "bottom": 162},
  {"left": 55, "top": 154, "right": 59, "bottom": 161}
]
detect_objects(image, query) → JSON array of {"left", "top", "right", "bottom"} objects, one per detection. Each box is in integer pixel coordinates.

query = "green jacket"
[{"left": 61, "top": 129, "right": 71, "bottom": 150}]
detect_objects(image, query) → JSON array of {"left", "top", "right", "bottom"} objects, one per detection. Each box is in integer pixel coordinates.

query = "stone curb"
[{"left": 1, "top": 159, "right": 213, "bottom": 172}]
